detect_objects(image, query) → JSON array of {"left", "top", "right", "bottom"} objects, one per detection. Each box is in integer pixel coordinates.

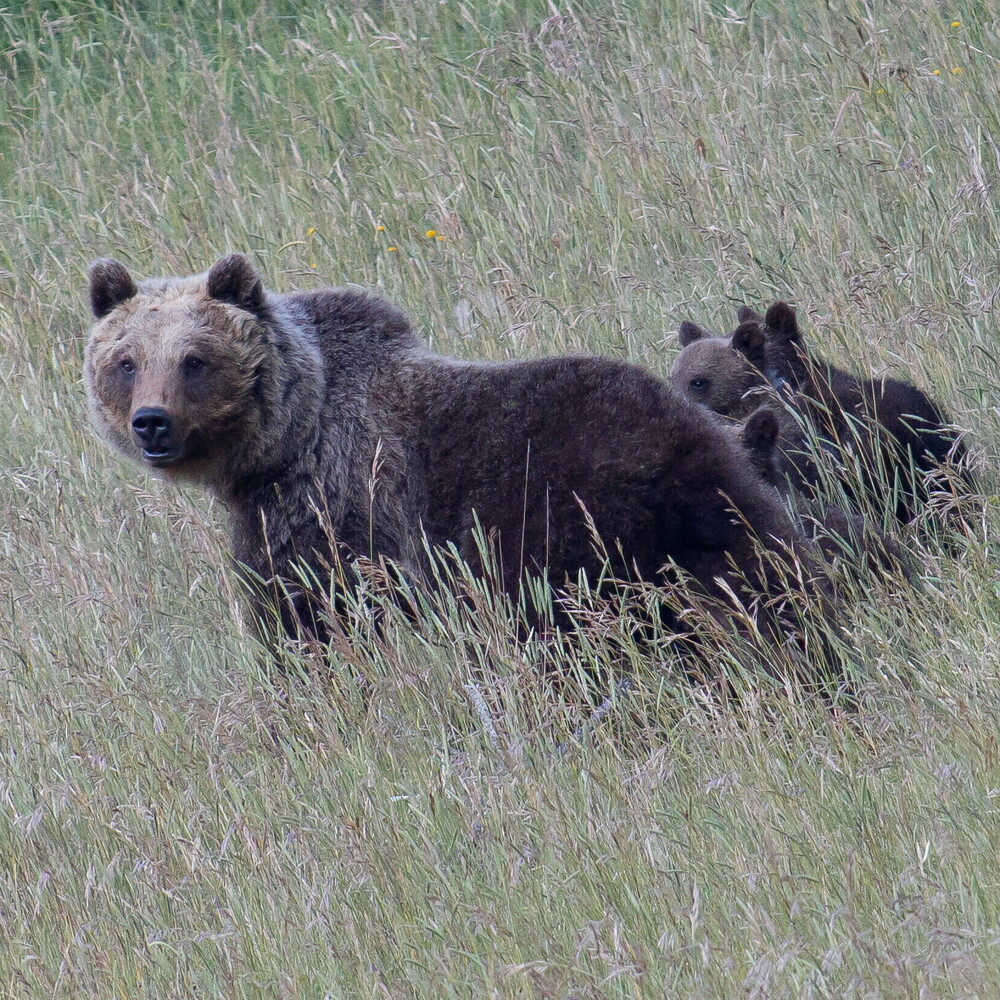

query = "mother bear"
[{"left": 84, "top": 254, "right": 833, "bottom": 678}]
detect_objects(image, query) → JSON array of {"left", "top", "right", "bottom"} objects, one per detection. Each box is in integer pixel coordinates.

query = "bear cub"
[
  {"left": 671, "top": 303, "right": 972, "bottom": 528},
  {"left": 85, "top": 254, "right": 830, "bottom": 674}
]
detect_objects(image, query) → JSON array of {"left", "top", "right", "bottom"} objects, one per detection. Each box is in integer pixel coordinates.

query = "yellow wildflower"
[
  {"left": 306, "top": 227, "right": 316, "bottom": 236},
  {"left": 437, "top": 236, "right": 445, "bottom": 241},
  {"left": 376, "top": 225, "right": 385, "bottom": 231},
  {"left": 425, "top": 229, "right": 437, "bottom": 238},
  {"left": 952, "top": 20, "right": 961, "bottom": 27},
  {"left": 933, "top": 69, "right": 941, "bottom": 75},
  {"left": 387, "top": 246, "right": 397, "bottom": 252},
  {"left": 952, "top": 66, "right": 963, "bottom": 74}
]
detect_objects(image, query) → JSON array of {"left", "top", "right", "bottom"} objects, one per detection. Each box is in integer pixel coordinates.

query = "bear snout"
[{"left": 131, "top": 406, "right": 176, "bottom": 461}]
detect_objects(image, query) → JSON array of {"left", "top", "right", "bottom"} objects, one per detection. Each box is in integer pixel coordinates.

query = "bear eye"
[
  {"left": 120, "top": 358, "right": 136, "bottom": 375},
  {"left": 183, "top": 356, "right": 204, "bottom": 373},
  {"left": 690, "top": 377, "right": 708, "bottom": 392}
]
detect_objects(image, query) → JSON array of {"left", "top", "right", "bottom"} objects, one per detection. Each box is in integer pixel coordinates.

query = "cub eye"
[
  {"left": 689, "top": 377, "right": 708, "bottom": 392},
  {"left": 183, "top": 356, "right": 204, "bottom": 373},
  {"left": 120, "top": 359, "right": 136, "bottom": 375}
]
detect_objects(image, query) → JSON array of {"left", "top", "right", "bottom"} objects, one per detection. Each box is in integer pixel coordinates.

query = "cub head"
[
  {"left": 670, "top": 318, "right": 769, "bottom": 418},
  {"left": 84, "top": 253, "right": 270, "bottom": 484},
  {"left": 761, "top": 300, "right": 808, "bottom": 387}
]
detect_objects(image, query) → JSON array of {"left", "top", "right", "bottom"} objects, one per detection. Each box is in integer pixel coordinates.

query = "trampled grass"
[{"left": 2, "top": 0, "right": 1000, "bottom": 995}]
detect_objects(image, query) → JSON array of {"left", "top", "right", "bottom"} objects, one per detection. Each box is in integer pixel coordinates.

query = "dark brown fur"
[
  {"left": 672, "top": 322, "right": 822, "bottom": 498},
  {"left": 86, "top": 255, "right": 835, "bottom": 677},
  {"left": 759, "top": 302, "right": 973, "bottom": 524},
  {"left": 672, "top": 304, "right": 973, "bottom": 527}
]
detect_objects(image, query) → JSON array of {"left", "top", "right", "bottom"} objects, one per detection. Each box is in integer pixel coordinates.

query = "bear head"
[
  {"left": 669, "top": 317, "right": 770, "bottom": 418},
  {"left": 84, "top": 253, "right": 272, "bottom": 485},
  {"left": 760, "top": 301, "right": 808, "bottom": 387}
]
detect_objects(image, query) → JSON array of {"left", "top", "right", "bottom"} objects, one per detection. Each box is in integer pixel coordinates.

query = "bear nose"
[{"left": 132, "top": 407, "right": 172, "bottom": 448}]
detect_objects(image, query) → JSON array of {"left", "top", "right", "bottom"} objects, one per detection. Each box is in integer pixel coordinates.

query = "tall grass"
[{"left": 1, "top": 0, "right": 999, "bottom": 995}]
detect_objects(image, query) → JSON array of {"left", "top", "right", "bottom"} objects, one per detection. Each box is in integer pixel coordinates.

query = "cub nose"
[{"left": 132, "top": 407, "right": 172, "bottom": 448}]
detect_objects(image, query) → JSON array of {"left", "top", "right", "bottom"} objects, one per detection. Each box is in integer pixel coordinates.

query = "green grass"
[{"left": 2, "top": 0, "right": 1000, "bottom": 995}]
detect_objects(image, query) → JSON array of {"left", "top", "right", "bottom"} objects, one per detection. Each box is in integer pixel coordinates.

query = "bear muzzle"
[{"left": 132, "top": 406, "right": 180, "bottom": 465}]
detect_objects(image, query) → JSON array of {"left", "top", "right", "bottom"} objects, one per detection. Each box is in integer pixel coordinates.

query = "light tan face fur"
[{"left": 85, "top": 280, "right": 264, "bottom": 482}]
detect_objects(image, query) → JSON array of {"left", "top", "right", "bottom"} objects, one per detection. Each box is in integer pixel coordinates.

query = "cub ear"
[
  {"left": 737, "top": 305, "right": 763, "bottom": 324},
  {"left": 730, "top": 320, "right": 767, "bottom": 368},
  {"left": 89, "top": 258, "right": 138, "bottom": 319},
  {"left": 741, "top": 406, "right": 779, "bottom": 450},
  {"left": 740, "top": 406, "right": 780, "bottom": 476},
  {"left": 763, "top": 301, "right": 801, "bottom": 345},
  {"left": 678, "top": 320, "right": 708, "bottom": 347},
  {"left": 206, "top": 253, "right": 265, "bottom": 314}
]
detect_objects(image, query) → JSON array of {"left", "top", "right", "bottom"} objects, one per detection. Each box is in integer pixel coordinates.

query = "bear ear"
[
  {"left": 763, "top": 301, "right": 801, "bottom": 345},
  {"left": 730, "top": 320, "right": 767, "bottom": 368},
  {"left": 678, "top": 321, "right": 708, "bottom": 347},
  {"left": 737, "top": 305, "right": 763, "bottom": 324},
  {"left": 89, "top": 258, "right": 138, "bottom": 319},
  {"left": 740, "top": 406, "right": 780, "bottom": 473},
  {"left": 741, "top": 406, "right": 779, "bottom": 449},
  {"left": 206, "top": 253, "right": 265, "bottom": 314}
]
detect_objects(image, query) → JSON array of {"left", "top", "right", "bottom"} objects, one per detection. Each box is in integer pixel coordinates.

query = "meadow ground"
[{"left": 2, "top": 0, "right": 1000, "bottom": 996}]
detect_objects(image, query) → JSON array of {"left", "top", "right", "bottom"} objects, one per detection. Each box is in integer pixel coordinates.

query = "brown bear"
[
  {"left": 672, "top": 304, "right": 973, "bottom": 527},
  {"left": 752, "top": 302, "right": 972, "bottom": 524},
  {"left": 85, "top": 254, "right": 835, "bottom": 679},
  {"left": 672, "top": 319, "right": 823, "bottom": 498}
]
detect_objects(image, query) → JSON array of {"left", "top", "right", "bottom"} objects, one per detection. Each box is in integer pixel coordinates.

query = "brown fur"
[
  {"left": 86, "top": 255, "right": 837, "bottom": 678},
  {"left": 672, "top": 320, "right": 771, "bottom": 418},
  {"left": 672, "top": 324, "right": 822, "bottom": 498},
  {"left": 760, "top": 302, "right": 973, "bottom": 524},
  {"left": 672, "top": 305, "right": 973, "bottom": 526}
]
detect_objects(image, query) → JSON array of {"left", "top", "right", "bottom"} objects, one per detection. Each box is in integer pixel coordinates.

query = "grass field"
[{"left": 2, "top": 0, "right": 1000, "bottom": 995}]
